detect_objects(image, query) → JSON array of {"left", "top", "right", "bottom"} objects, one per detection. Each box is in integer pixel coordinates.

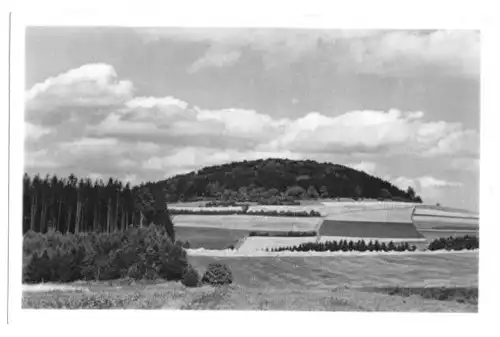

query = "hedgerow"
[
  {"left": 169, "top": 209, "right": 245, "bottom": 215},
  {"left": 265, "top": 235, "right": 479, "bottom": 253},
  {"left": 266, "top": 240, "right": 417, "bottom": 252},
  {"left": 248, "top": 231, "right": 317, "bottom": 237},
  {"left": 169, "top": 208, "right": 322, "bottom": 217},
  {"left": 247, "top": 209, "right": 322, "bottom": 217},
  {"left": 427, "top": 235, "right": 478, "bottom": 251},
  {"left": 23, "top": 225, "right": 190, "bottom": 284}
]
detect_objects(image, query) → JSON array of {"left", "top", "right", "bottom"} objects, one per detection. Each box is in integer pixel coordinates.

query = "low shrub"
[
  {"left": 175, "top": 240, "right": 191, "bottom": 249},
  {"left": 181, "top": 265, "right": 201, "bottom": 288},
  {"left": 267, "top": 240, "right": 417, "bottom": 253},
  {"left": 23, "top": 225, "right": 189, "bottom": 283},
  {"left": 427, "top": 235, "right": 478, "bottom": 251},
  {"left": 201, "top": 263, "right": 233, "bottom": 286}
]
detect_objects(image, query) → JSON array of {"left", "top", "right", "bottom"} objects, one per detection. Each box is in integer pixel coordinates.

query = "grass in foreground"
[
  {"left": 360, "top": 287, "right": 478, "bottom": 304},
  {"left": 22, "top": 282, "right": 478, "bottom": 312},
  {"left": 23, "top": 253, "right": 478, "bottom": 312}
]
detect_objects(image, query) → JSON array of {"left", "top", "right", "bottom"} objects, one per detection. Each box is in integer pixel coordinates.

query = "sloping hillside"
[{"left": 141, "top": 158, "right": 422, "bottom": 203}]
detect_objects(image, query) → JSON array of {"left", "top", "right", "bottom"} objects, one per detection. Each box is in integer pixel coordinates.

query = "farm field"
[
  {"left": 176, "top": 226, "right": 251, "bottom": 250},
  {"left": 318, "top": 220, "right": 423, "bottom": 238},
  {"left": 173, "top": 214, "right": 321, "bottom": 232},
  {"left": 323, "top": 206, "right": 414, "bottom": 222},
  {"left": 23, "top": 252, "right": 478, "bottom": 311}
]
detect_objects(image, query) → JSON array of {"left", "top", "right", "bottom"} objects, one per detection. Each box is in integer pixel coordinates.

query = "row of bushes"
[
  {"left": 265, "top": 235, "right": 479, "bottom": 253},
  {"left": 169, "top": 209, "right": 245, "bottom": 215},
  {"left": 266, "top": 240, "right": 418, "bottom": 252},
  {"left": 247, "top": 209, "right": 322, "bottom": 217},
  {"left": 248, "top": 231, "right": 317, "bottom": 237},
  {"left": 169, "top": 208, "right": 322, "bottom": 217},
  {"left": 427, "top": 235, "right": 479, "bottom": 251},
  {"left": 23, "top": 227, "right": 233, "bottom": 287},
  {"left": 257, "top": 198, "right": 301, "bottom": 206}
]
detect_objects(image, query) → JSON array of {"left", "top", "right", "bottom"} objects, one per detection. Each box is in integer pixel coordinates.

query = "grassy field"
[
  {"left": 176, "top": 226, "right": 251, "bottom": 249},
  {"left": 173, "top": 214, "right": 321, "bottom": 231},
  {"left": 22, "top": 252, "right": 478, "bottom": 311},
  {"left": 318, "top": 220, "right": 424, "bottom": 238}
]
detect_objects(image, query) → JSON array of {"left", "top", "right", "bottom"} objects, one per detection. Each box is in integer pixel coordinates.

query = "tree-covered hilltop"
[{"left": 142, "top": 158, "right": 422, "bottom": 204}]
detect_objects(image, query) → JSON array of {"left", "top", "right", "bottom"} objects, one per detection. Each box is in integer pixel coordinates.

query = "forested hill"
[{"left": 142, "top": 158, "right": 422, "bottom": 203}]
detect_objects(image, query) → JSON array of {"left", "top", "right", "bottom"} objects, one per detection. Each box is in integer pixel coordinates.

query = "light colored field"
[
  {"left": 413, "top": 215, "right": 479, "bottom": 230},
  {"left": 173, "top": 214, "right": 321, "bottom": 231},
  {"left": 323, "top": 206, "right": 414, "bottom": 223},
  {"left": 237, "top": 237, "right": 319, "bottom": 252},
  {"left": 413, "top": 207, "right": 479, "bottom": 219},
  {"left": 23, "top": 252, "right": 478, "bottom": 311}
]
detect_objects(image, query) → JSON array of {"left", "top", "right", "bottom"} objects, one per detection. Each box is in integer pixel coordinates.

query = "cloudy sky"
[{"left": 24, "top": 27, "right": 480, "bottom": 211}]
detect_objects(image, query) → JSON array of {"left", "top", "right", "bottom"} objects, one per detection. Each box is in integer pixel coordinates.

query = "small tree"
[
  {"left": 285, "top": 186, "right": 306, "bottom": 199},
  {"left": 354, "top": 185, "right": 363, "bottom": 200},
  {"left": 406, "top": 186, "right": 416, "bottom": 201},
  {"left": 319, "top": 186, "right": 329, "bottom": 198},
  {"left": 307, "top": 185, "right": 319, "bottom": 199},
  {"left": 379, "top": 188, "right": 392, "bottom": 200}
]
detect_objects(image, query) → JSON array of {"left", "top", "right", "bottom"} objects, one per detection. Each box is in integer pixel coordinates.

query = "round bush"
[
  {"left": 181, "top": 266, "right": 200, "bottom": 287},
  {"left": 201, "top": 263, "right": 233, "bottom": 286}
]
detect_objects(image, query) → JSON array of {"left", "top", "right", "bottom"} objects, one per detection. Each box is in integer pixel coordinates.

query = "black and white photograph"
[{"left": 7, "top": 4, "right": 498, "bottom": 323}]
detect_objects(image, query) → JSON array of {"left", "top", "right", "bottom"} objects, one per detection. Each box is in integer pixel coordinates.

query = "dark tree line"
[
  {"left": 22, "top": 173, "right": 174, "bottom": 239},
  {"left": 143, "top": 158, "right": 422, "bottom": 203}
]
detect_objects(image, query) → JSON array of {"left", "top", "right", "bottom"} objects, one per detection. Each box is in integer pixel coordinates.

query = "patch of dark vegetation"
[
  {"left": 266, "top": 240, "right": 417, "bottom": 252},
  {"left": 170, "top": 209, "right": 245, "bottom": 215},
  {"left": 248, "top": 209, "right": 322, "bottom": 217},
  {"left": 427, "top": 235, "right": 479, "bottom": 251},
  {"left": 23, "top": 225, "right": 192, "bottom": 284},
  {"left": 170, "top": 208, "right": 322, "bottom": 217},
  {"left": 362, "top": 286, "right": 478, "bottom": 304},
  {"left": 267, "top": 235, "right": 479, "bottom": 253},
  {"left": 201, "top": 263, "right": 233, "bottom": 286},
  {"left": 249, "top": 231, "right": 317, "bottom": 237}
]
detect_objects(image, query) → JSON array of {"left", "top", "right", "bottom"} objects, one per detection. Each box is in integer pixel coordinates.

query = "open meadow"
[{"left": 22, "top": 251, "right": 478, "bottom": 311}]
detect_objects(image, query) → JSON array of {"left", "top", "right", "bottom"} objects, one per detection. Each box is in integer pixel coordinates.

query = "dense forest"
[
  {"left": 23, "top": 158, "right": 422, "bottom": 234},
  {"left": 22, "top": 173, "right": 174, "bottom": 237},
  {"left": 142, "top": 158, "right": 422, "bottom": 204}
]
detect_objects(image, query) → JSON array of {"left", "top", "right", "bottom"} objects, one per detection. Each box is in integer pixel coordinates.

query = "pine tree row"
[{"left": 22, "top": 173, "right": 173, "bottom": 237}]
